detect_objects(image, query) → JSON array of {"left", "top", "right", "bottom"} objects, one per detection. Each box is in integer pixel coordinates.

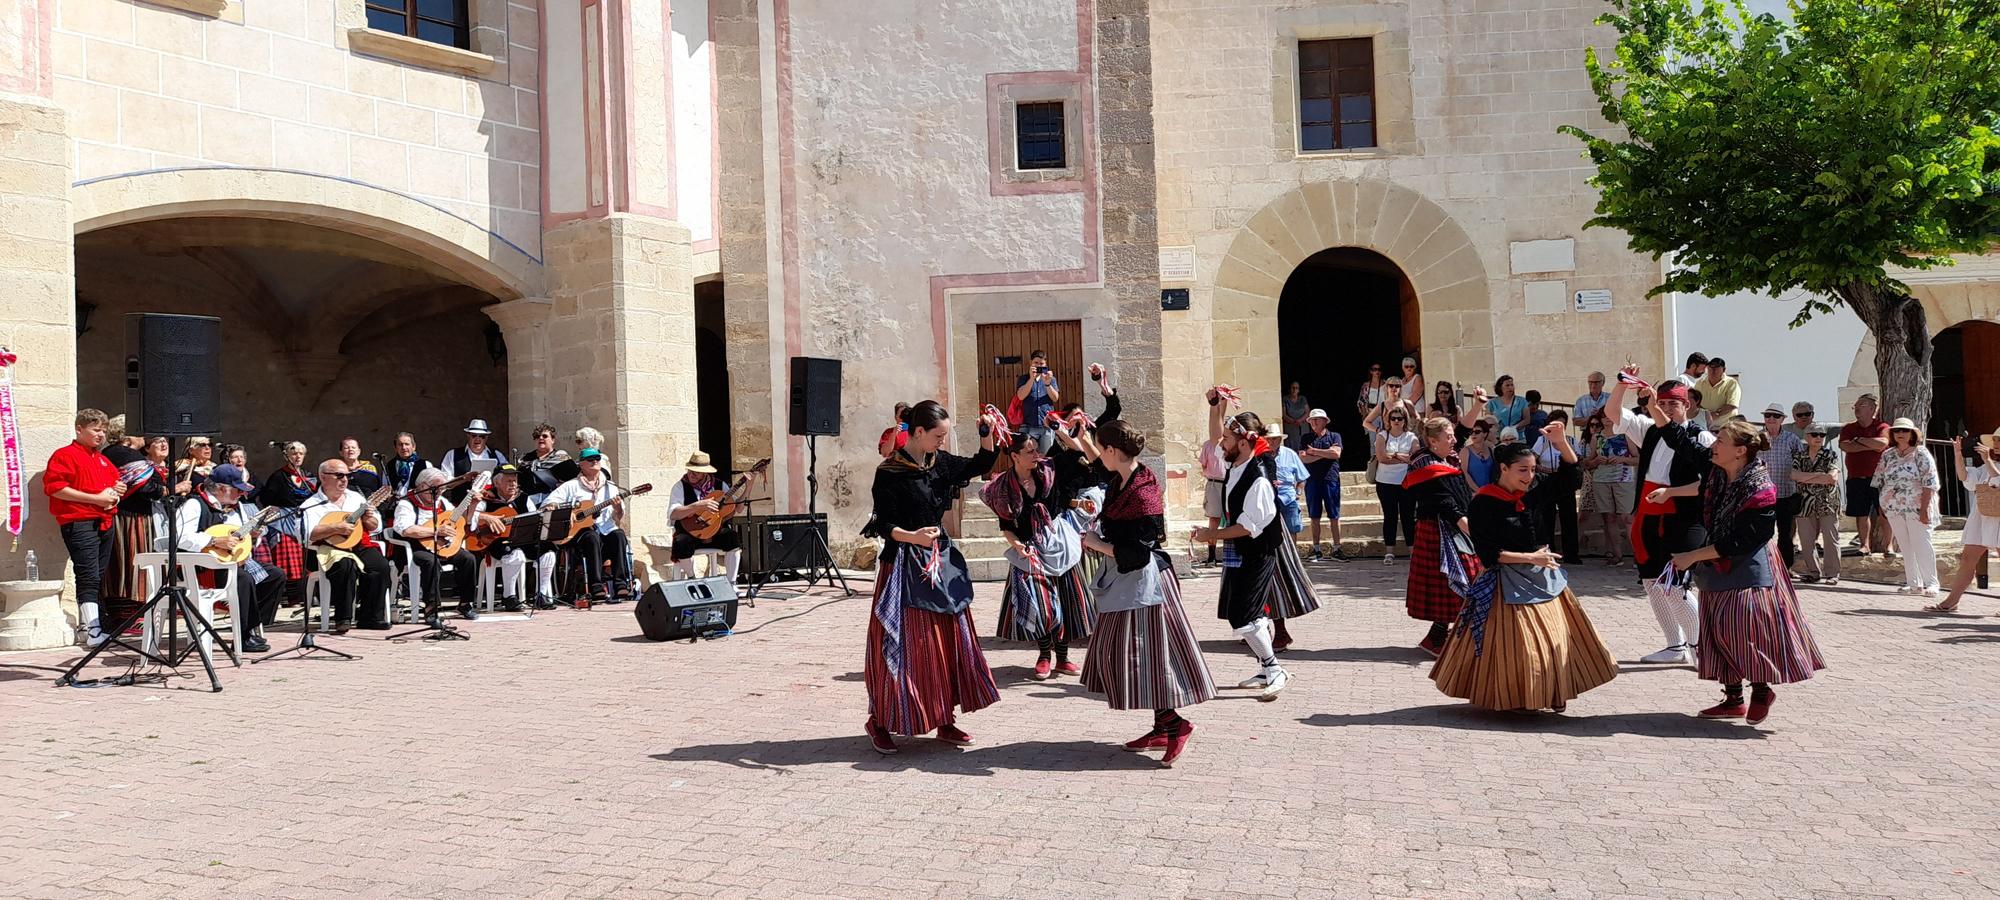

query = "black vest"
[
  {"left": 1637, "top": 421, "right": 1708, "bottom": 515},
  {"left": 1225, "top": 455, "right": 1283, "bottom": 561}
]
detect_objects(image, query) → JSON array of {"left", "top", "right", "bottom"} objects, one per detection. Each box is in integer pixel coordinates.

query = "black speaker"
[
  {"left": 124, "top": 313, "right": 222, "bottom": 436},
  {"left": 789, "top": 356, "right": 841, "bottom": 436},
  {"left": 740, "top": 513, "right": 828, "bottom": 575},
  {"left": 634, "top": 575, "right": 738, "bottom": 641}
]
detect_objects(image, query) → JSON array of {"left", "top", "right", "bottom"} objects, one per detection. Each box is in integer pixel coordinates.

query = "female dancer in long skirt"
[
  {"left": 1072, "top": 419, "right": 1217, "bottom": 767},
  {"left": 860, "top": 400, "right": 1002, "bottom": 754},
  {"left": 984, "top": 427, "right": 1097, "bottom": 679},
  {"left": 1654, "top": 419, "right": 1826, "bottom": 725},
  {"left": 1432, "top": 422, "right": 1618, "bottom": 711},
  {"left": 1404, "top": 417, "right": 1477, "bottom": 656}
]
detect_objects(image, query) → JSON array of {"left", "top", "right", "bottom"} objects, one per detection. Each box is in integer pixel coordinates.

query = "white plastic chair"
[
  {"left": 132, "top": 551, "right": 241, "bottom": 667},
  {"left": 478, "top": 555, "right": 525, "bottom": 611},
  {"left": 385, "top": 533, "right": 470, "bottom": 619}
]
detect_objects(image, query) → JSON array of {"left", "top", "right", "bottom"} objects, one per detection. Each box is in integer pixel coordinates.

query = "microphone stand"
[
  {"left": 58, "top": 491, "right": 226, "bottom": 691},
  {"left": 385, "top": 491, "right": 471, "bottom": 643},
  {"left": 253, "top": 500, "right": 358, "bottom": 663}
]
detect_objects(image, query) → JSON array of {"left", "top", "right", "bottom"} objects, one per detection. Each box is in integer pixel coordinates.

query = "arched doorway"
[
  {"left": 74, "top": 216, "right": 512, "bottom": 471},
  {"left": 1931, "top": 320, "right": 2000, "bottom": 439},
  {"left": 1278, "top": 248, "right": 1419, "bottom": 468},
  {"left": 693, "top": 279, "right": 734, "bottom": 476}
]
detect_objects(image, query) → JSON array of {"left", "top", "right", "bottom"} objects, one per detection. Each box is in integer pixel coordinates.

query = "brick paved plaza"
[{"left": 3, "top": 562, "right": 1997, "bottom": 900}]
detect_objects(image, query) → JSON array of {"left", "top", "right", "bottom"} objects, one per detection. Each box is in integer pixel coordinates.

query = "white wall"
[
  {"left": 672, "top": 0, "right": 715, "bottom": 245},
  {"left": 1669, "top": 288, "right": 1867, "bottom": 418}
]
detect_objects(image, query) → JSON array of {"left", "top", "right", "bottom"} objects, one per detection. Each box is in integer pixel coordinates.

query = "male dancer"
[
  {"left": 1191, "top": 390, "right": 1291, "bottom": 700},
  {"left": 1609, "top": 366, "right": 1713, "bottom": 664}
]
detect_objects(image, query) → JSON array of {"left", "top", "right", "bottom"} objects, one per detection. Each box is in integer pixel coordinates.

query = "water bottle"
[{"left": 25, "top": 550, "right": 37, "bottom": 581}]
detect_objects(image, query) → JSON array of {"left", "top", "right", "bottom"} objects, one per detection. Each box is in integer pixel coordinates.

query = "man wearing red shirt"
[{"left": 43, "top": 409, "right": 126, "bottom": 646}]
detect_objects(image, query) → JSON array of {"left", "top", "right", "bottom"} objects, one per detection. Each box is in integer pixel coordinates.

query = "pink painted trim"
[
  {"left": 985, "top": 70, "right": 1088, "bottom": 197},
  {"left": 586, "top": 0, "right": 612, "bottom": 218},
  {"left": 692, "top": 237, "right": 719, "bottom": 253},
  {"left": 707, "top": 0, "right": 723, "bottom": 246},
  {"left": 0, "top": 0, "right": 53, "bottom": 97},
  {"left": 776, "top": 0, "right": 806, "bottom": 508},
  {"left": 613, "top": 0, "right": 677, "bottom": 219}
]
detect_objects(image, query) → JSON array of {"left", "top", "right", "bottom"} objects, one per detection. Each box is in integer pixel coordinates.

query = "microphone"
[{"left": 269, "top": 440, "right": 285, "bottom": 448}]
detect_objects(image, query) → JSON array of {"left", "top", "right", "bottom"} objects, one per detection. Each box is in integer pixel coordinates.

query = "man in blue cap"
[{"left": 176, "top": 463, "right": 284, "bottom": 654}]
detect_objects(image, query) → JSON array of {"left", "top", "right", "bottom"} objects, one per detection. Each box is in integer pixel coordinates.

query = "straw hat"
[
  {"left": 1889, "top": 417, "right": 1920, "bottom": 434},
  {"left": 683, "top": 451, "right": 717, "bottom": 474}
]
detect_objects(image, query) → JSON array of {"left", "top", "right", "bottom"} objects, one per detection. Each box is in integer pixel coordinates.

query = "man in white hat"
[
  {"left": 441, "top": 417, "right": 507, "bottom": 502},
  {"left": 667, "top": 451, "right": 748, "bottom": 585}
]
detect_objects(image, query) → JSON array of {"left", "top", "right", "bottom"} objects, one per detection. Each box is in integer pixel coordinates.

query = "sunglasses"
[
  {"left": 191, "top": 441, "right": 211, "bottom": 448},
  {"left": 320, "top": 471, "right": 349, "bottom": 479},
  {"left": 1369, "top": 367, "right": 1382, "bottom": 373}
]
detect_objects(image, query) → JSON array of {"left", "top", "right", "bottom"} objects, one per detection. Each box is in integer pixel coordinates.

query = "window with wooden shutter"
[{"left": 1298, "top": 38, "right": 1376, "bottom": 152}]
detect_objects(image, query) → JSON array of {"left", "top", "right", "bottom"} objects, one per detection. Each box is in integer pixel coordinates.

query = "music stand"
[{"left": 57, "top": 493, "right": 225, "bottom": 691}]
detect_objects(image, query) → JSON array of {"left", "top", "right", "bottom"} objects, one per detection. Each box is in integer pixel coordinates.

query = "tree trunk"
[{"left": 1837, "top": 280, "right": 1934, "bottom": 432}]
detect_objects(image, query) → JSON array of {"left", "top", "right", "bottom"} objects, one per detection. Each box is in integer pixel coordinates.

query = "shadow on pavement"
[
  {"left": 652, "top": 736, "right": 1162, "bottom": 775},
  {"left": 1830, "top": 607, "right": 1981, "bottom": 619},
  {"left": 1297, "top": 704, "right": 1766, "bottom": 739},
  {"left": 1196, "top": 640, "right": 1431, "bottom": 665}
]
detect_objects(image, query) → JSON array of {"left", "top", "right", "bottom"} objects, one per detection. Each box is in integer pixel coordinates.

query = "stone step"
[{"left": 958, "top": 511, "right": 1003, "bottom": 539}]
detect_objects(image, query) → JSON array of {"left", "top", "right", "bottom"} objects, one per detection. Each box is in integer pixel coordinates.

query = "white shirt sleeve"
[
  {"left": 303, "top": 494, "right": 343, "bottom": 538},
  {"left": 1616, "top": 407, "right": 1652, "bottom": 446},
  {"left": 439, "top": 451, "right": 458, "bottom": 479},
  {"left": 1238, "top": 475, "right": 1277, "bottom": 538},
  {"left": 177, "top": 501, "right": 209, "bottom": 553},
  {"left": 392, "top": 499, "right": 418, "bottom": 535},
  {"left": 668, "top": 480, "right": 691, "bottom": 523}
]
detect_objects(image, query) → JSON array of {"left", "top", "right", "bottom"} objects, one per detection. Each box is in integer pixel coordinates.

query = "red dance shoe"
[
  {"left": 864, "top": 719, "right": 898, "bottom": 755},
  {"left": 935, "top": 723, "right": 972, "bottom": 745},
  {"left": 1160, "top": 722, "right": 1196, "bottom": 768},
  {"left": 1054, "top": 660, "right": 1081, "bottom": 676},
  {"left": 1123, "top": 730, "right": 1169, "bottom": 752},
  {"left": 1746, "top": 688, "right": 1776, "bottom": 725},
  {"left": 1698, "top": 698, "right": 1747, "bottom": 719},
  {"left": 1417, "top": 634, "right": 1444, "bottom": 658},
  {"left": 1032, "top": 657, "right": 1053, "bottom": 680}
]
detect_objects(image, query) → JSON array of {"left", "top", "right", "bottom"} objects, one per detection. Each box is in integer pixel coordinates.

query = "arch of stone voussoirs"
[
  {"left": 71, "top": 167, "right": 541, "bottom": 302},
  {"left": 1209, "top": 178, "right": 1493, "bottom": 416}
]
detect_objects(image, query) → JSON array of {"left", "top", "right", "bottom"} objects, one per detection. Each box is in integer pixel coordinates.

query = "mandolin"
[
  {"left": 204, "top": 506, "right": 284, "bottom": 565},
  {"left": 462, "top": 506, "right": 518, "bottom": 554},
  {"left": 323, "top": 484, "right": 397, "bottom": 549},
  {"left": 552, "top": 483, "right": 653, "bottom": 545},
  {"left": 685, "top": 459, "right": 770, "bottom": 541}
]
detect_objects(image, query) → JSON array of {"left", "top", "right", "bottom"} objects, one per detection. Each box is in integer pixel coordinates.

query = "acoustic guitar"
[
  {"left": 552, "top": 483, "right": 653, "bottom": 545},
  {"left": 323, "top": 484, "right": 397, "bottom": 550},
  {"left": 423, "top": 472, "right": 491, "bottom": 557},
  {"left": 685, "top": 458, "right": 770, "bottom": 541},
  {"left": 204, "top": 506, "right": 284, "bottom": 565},
  {"left": 462, "top": 506, "right": 518, "bottom": 555}
]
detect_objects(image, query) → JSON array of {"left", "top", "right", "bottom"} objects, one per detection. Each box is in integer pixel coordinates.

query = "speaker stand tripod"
[
  {"left": 800, "top": 434, "right": 853, "bottom": 596},
  {"left": 57, "top": 494, "right": 224, "bottom": 691}
]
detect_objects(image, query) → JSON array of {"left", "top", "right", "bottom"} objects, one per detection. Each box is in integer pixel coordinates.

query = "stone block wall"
[{"left": 52, "top": 0, "right": 543, "bottom": 255}]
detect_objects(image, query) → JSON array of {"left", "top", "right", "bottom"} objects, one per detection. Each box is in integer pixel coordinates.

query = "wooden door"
[
  {"left": 1963, "top": 322, "right": 2000, "bottom": 436},
  {"left": 975, "top": 320, "right": 1084, "bottom": 421}
]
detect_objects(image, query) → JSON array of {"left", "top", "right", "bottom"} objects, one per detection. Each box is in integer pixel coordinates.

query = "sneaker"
[
  {"left": 1055, "top": 661, "right": 1081, "bottom": 676},
  {"left": 865, "top": 719, "right": 897, "bottom": 755},
  {"left": 1032, "top": 658, "right": 1053, "bottom": 680},
  {"left": 1383, "top": 553, "right": 1395, "bottom": 565},
  {"left": 1822, "top": 577, "right": 1839, "bottom": 587},
  {"left": 1307, "top": 548, "right": 1323, "bottom": 561},
  {"left": 1700, "top": 698, "right": 1747, "bottom": 718},
  {"left": 502, "top": 596, "right": 525, "bottom": 612},
  {"left": 935, "top": 723, "right": 972, "bottom": 745},
  {"left": 82, "top": 627, "right": 110, "bottom": 649},
  {"left": 1640, "top": 645, "right": 1691, "bottom": 664},
  {"left": 1417, "top": 634, "right": 1444, "bottom": 658},
  {"left": 1160, "top": 722, "right": 1196, "bottom": 767},
  {"left": 1746, "top": 688, "right": 1776, "bottom": 725},
  {"left": 1920, "top": 587, "right": 1941, "bottom": 600},
  {"left": 1123, "top": 730, "right": 1169, "bottom": 751},
  {"left": 1330, "top": 548, "right": 1351, "bottom": 561},
  {"left": 458, "top": 604, "right": 479, "bottom": 621},
  {"left": 1257, "top": 666, "right": 1291, "bottom": 701},
  {"left": 1236, "top": 671, "right": 1270, "bottom": 689}
]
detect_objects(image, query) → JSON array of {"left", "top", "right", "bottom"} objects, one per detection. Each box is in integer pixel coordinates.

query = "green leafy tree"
[{"left": 1563, "top": 0, "right": 2000, "bottom": 428}]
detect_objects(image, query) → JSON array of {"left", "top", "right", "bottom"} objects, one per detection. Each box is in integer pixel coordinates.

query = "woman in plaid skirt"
[
  {"left": 983, "top": 427, "right": 1098, "bottom": 680},
  {"left": 1405, "top": 417, "right": 1476, "bottom": 657}
]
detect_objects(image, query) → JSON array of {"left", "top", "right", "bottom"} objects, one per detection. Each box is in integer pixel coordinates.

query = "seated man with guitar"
[
  {"left": 175, "top": 463, "right": 284, "bottom": 653},
  {"left": 545, "top": 448, "right": 640, "bottom": 605},
  {"left": 470, "top": 464, "right": 558, "bottom": 610},
  {"left": 305, "top": 459, "right": 395, "bottom": 631},
  {"left": 668, "top": 452, "right": 764, "bottom": 585},
  {"left": 393, "top": 468, "right": 483, "bottom": 622}
]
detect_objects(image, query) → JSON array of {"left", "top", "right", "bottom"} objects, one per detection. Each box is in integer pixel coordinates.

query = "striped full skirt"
[
  {"left": 1431, "top": 588, "right": 1617, "bottom": 711},
  {"left": 863, "top": 559, "right": 1000, "bottom": 736},
  {"left": 995, "top": 563, "right": 1095, "bottom": 643},
  {"left": 1697, "top": 569, "right": 1826, "bottom": 686},
  {"left": 1267, "top": 531, "right": 1322, "bottom": 620},
  {"left": 1081, "top": 559, "right": 1217, "bottom": 711}
]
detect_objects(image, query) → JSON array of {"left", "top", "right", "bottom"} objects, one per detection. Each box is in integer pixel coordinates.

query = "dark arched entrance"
[
  {"left": 1277, "top": 247, "right": 1420, "bottom": 468},
  {"left": 1932, "top": 320, "right": 2000, "bottom": 439},
  {"left": 693, "top": 279, "right": 733, "bottom": 476}
]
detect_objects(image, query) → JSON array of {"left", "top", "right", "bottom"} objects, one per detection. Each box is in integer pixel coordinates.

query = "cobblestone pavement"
[{"left": 3, "top": 561, "right": 1997, "bottom": 900}]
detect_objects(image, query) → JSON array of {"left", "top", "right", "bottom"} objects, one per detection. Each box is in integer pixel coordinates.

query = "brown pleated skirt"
[{"left": 1431, "top": 588, "right": 1617, "bottom": 710}]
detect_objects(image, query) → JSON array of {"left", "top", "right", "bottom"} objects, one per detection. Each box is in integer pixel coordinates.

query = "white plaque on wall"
[
  {"left": 1574, "top": 289, "right": 1613, "bottom": 313},
  {"left": 1159, "top": 246, "right": 1197, "bottom": 282},
  {"left": 1523, "top": 280, "right": 1568, "bottom": 315}
]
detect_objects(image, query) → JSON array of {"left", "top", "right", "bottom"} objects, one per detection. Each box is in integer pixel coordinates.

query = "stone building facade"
[{"left": 4, "top": 0, "right": 1996, "bottom": 585}]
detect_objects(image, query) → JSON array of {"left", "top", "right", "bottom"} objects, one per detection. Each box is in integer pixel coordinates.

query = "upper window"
[
  {"left": 1015, "top": 101, "right": 1067, "bottom": 170},
  {"left": 366, "top": 0, "right": 471, "bottom": 50},
  {"left": 1298, "top": 38, "right": 1376, "bottom": 152}
]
